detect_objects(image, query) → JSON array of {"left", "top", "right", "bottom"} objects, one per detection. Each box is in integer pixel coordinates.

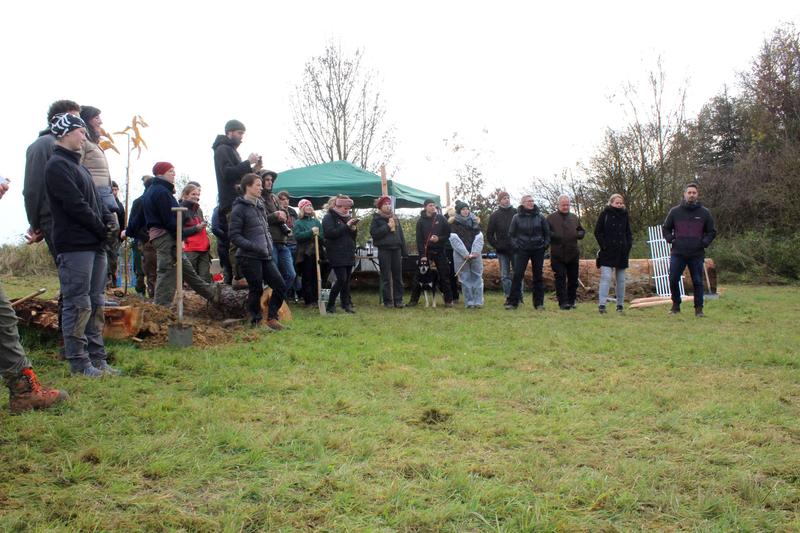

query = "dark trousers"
[
  {"left": 378, "top": 247, "right": 404, "bottom": 305},
  {"left": 551, "top": 257, "right": 579, "bottom": 306},
  {"left": 217, "top": 238, "right": 232, "bottom": 284},
  {"left": 670, "top": 255, "right": 705, "bottom": 309},
  {"left": 141, "top": 241, "right": 157, "bottom": 298},
  {"left": 223, "top": 208, "right": 241, "bottom": 279},
  {"left": 329, "top": 265, "right": 353, "bottom": 309},
  {"left": 239, "top": 256, "right": 287, "bottom": 323},
  {"left": 409, "top": 250, "right": 453, "bottom": 304},
  {"left": 445, "top": 247, "right": 460, "bottom": 301},
  {"left": 510, "top": 249, "right": 545, "bottom": 307},
  {"left": 299, "top": 257, "right": 328, "bottom": 305},
  {"left": 132, "top": 241, "right": 145, "bottom": 294}
]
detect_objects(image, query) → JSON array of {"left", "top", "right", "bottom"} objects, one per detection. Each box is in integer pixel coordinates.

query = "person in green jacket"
[{"left": 293, "top": 199, "right": 326, "bottom": 307}]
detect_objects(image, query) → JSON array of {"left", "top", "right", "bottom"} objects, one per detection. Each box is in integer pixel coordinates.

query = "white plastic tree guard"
[{"left": 647, "top": 225, "right": 685, "bottom": 298}]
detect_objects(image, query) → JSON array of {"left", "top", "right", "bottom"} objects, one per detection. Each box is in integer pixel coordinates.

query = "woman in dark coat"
[
  {"left": 322, "top": 195, "right": 358, "bottom": 313},
  {"left": 370, "top": 196, "right": 407, "bottom": 308},
  {"left": 228, "top": 173, "right": 287, "bottom": 330},
  {"left": 594, "top": 193, "right": 633, "bottom": 313}
]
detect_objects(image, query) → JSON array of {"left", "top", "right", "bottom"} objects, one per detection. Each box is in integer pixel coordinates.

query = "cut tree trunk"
[
  {"left": 182, "top": 285, "right": 292, "bottom": 321},
  {"left": 12, "top": 300, "right": 143, "bottom": 339}
]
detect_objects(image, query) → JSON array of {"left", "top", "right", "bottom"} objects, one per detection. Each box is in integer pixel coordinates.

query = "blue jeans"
[
  {"left": 272, "top": 244, "right": 296, "bottom": 292},
  {"left": 497, "top": 252, "right": 522, "bottom": 301},
  {"left": 57, "top": 250, "right": 108, "bottom": 371},
  {"left": 670, "top": 255, "right": 705, "bottom": 309}
]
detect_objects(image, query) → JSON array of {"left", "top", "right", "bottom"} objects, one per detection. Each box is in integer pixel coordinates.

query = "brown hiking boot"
[
  {"left": 7, "top": 368, "right": 69, "bottom": 414},
  {"left": 266, "top": 319, "right": 284, "bottom": 331},
  {"left": 232, "top": 278, "right": 248, "bottom": 290}
]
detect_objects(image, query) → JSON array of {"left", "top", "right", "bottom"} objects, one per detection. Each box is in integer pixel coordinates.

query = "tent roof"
[{"left": 275, "top": 160, "right": 441, "bottom": 209}]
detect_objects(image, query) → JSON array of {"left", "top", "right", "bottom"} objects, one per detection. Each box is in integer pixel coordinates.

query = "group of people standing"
[{"left": 0, "top": 103, "right": 718, "bottom": 415}]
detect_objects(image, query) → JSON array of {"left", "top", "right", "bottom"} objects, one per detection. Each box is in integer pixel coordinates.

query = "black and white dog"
[{"left": 416, "top": 257, "right": 439, "bottom": 307}]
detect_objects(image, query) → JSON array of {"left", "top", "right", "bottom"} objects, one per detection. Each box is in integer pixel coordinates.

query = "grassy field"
[{"left": 1, "top": 280, "right": 799, "bottom": 532}]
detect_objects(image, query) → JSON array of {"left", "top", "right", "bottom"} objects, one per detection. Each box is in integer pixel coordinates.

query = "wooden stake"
[{"left": 380, "top": 165, "right": 388, "bottom": 196}]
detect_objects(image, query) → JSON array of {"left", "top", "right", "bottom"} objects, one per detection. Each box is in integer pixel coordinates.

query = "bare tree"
[{"left": 289, "top": 43, "right": 395, "bottom": 171}]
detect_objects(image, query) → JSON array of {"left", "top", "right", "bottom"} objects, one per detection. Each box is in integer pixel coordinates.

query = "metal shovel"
[{"left": 168, "top": 206, "right": 193, "bottom": 347}]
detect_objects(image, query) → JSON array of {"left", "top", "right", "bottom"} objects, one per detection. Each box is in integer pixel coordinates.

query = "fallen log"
[
  {"left": 13, "top": 300, "right": 144, "bottom": 339},
  {"left": 182, "top": 285, "right": 292, "bottom": 321}
]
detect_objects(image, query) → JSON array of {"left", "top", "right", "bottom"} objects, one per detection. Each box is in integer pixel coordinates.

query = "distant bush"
[
  {"left": 709, "top": 231, "right": 800, "bottom": 283},
  {"left": 0, "top": 243, "right": 56, "bottom": 276}
]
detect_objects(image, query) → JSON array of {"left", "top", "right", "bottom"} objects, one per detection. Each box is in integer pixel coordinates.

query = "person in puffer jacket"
[
  {"left": 506, "top": 195, "right": 550, "bottom": 310},
  {"left": 594, "top": 194, "right": 632, "bottom": 314},
  {"left": 663, "top": 182, "right": 716, "bottom": 317},
  {"left": 228, "top": 173, "right": 287, "bottom": 330}
]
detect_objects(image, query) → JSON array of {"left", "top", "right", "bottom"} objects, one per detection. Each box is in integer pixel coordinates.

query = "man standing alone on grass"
[
  {"left": 663, "top": 182, "right": 717, "bottom": 317},
  {"left": 212, "top": 119, "right": 261, "bottom": 287},
  {"left": 487, "top": 191, "right": 520, "bottom": 305},
  {"left": 44, "top": 114, "right": 120, "bottom": 377},
  {"left": 0, "top": 176, "right": 69, "bottom": 411},
  {"left": 546, "top": 195, "right": 585, "bottom": 310}
]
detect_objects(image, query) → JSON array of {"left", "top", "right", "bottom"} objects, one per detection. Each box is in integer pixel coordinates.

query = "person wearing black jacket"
[
  {"left": 506, "top": 195, "right": 551, "bottom": 310},
  {"left": 258, "top": 171, "right": 296, "bottom": 296},
  {"left": 487, "top": 191, "right": 520, "bottom": 304},
  {"left": 662, "top": 183, "right": 717, "bottom": 316},
  {"left": 23, "top": 99, "right": 81, "bottom": 260},
  {"left": 212, "top": 120, "right": 261, "bottom": 285},
  {"left": 125, "top": 176, "right": 157, "bottom": 297},
  {"left": 370, "top": 196, "right": 408, "bottom": 308},
  {"left": 228, "top": 174, "right": 286, "bottom": 330},
  {"left": 142, "top": 162, "right": 219, "bottom": 307},
  {"left": 211, "top": 206, "right": 232, "bottom": 284},
  {"left": 547, "top": 195, "right": 586, "bottom": 310},
  {"left": 408, "top": 199, "right": 454, "bottom": 307},
  {"left": 322, "top": 195, "right": 358, "bottom": 313},
  {"left": 44, "top": 113, "right": 119, "bottom": 377},
  {"left": 594, "top": 194, "right": 633, "bottom": 314}
]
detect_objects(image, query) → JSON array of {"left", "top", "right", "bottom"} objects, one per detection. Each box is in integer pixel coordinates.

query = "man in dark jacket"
[
  {"left": 125, "top": 175, "right": 157, "bottom": 297},
  {"left": 506, "top": 195, "right": 551, "bottom": 310},
  {"left": 487, "top": 191, "right": 520, "bottom": 304},
  {"left": 408, "top": 199, "right": 454, "bottom": 307},
  {"left": 143, "top": 162, "right": 220, "bottom": 307},
  {"left": 211, "top": 206, "right": 232, "bottom": 284},
  {"left": 212, "top": 119, "right": 261, "bottom": 285},
  {"left": 45, "top": 113, "right": 119, "bottom": 377},
  {"left": 258, "top": 170, "right": 296, "bottom": 295},
  {"left": 663, "top": 182, "right": 717, "bottom": 317},
  {"left": 23, "top": 99, "right": 81, "bottom": 259},
  {"left": 546, "top": 194, "right": 585, "bottom": 310}
]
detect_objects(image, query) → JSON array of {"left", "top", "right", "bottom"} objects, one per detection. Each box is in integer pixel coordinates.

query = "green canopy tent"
[{"left": 274, "top": 160, "right": 441, "bottom": 209}]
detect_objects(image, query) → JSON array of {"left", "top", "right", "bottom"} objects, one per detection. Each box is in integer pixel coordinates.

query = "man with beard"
[
  {"left": 212, "top": 119, "right": 261, "bottom": 287},
  {"left": 663, "top": 182, "right": 716, "bottom": 317}
]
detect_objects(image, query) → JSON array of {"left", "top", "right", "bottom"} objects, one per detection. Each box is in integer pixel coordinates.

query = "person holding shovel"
[
  {"left": 142, "top": 162, "right": 220, "bottom": 308},
  {"left": 228, "top": 173, "right": 287, "bottom": 330},
  {"left": 449, "top": 201, "right": 485, "bottom": 308},
  {"left": 293, "top": 199, "right": 326, "bottom": 308},
  {"left": 0, "top": 175, "right": 69, "bottom": 411},
  {"left": 370, "top": 196, "right": 408, "bottom": 308}
]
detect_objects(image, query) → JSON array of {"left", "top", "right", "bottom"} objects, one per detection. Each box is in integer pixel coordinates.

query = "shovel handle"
[{"left": 11, "top": 288, "right": 47, "bottom": 308}]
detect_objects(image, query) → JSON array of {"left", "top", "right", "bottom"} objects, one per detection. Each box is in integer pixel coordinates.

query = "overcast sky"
[{"left": 1, "top": 0, "right": 797, "bottom": 244}]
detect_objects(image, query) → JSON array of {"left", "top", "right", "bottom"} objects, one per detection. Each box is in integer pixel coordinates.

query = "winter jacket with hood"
[
  {"left": 322, "top": 209, "right": 357, "bottom": 267},
  {"left": 180, "top": 199, "right": 210, "bottom": 252},
  {"left": 212, "top": 135, "right": 252, "bottom": 211},
  {"left": 546, "top": 211, "right": 585, "bottom": 263},
  {"left": 370, "top": 212, "right": 408, "bottom": 254},
  {"left": 44, "top": 145, "right": 111, "bottom": 255},
  {"left": 594, "top": 205, "right": 633, "bottom": 269},
  {"left": 415, "top": 210, "right": 451, "bottom": 255},
  {"left": 486, "top": 205, "right": 516, "bottom": 253},
  {"left": 126, "top": 180, "right": 153, "bottom": 243},
  {"left": 229, "top": 196, "right": 274, "bottom": 261},
  {"left": 294, "top": 214, "right": 324, "bottom": 263},
  {"left": 662, "top": 201, "right": 716, "bottom": 258},
  {"left": 509, "top": 204, "right": 550, "bottom": 252}
]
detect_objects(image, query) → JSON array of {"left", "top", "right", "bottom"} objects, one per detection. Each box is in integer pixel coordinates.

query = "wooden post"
[
  {"left": 172, "top": 207, "right": 188, "bottom": 324},
  {"left": 380, "top": 164, "right": 388, "bottom": 196},
  {"left": 445, "top": 181, "right": 451, "bottom": 207}
]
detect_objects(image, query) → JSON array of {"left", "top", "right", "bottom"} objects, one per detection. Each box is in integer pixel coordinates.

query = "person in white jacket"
[{"left": 449, "top": 200, "right": 485, "bottom": 308}]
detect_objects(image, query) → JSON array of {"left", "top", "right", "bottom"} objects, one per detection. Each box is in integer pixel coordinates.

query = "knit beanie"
[
  {"left": 298, "top": 199, "right": 313, "bottom": 211},
  {"left": 50, "top": 113, "right": 86, "bottom": 138},
  {"left": 376, "top": 196, "right": 392, "bottom": 209},
  {"left": 423, "top": 198, "right": 436, "bottom": 208},
  {"left": 455, "top": 200, "right": 469, "bottom": 213},
  {"left": 152, "top": 162, "right": 174, "bottom": 176},
  {"left": 225, "top": 119, "right": 246, "bottom": 132}
]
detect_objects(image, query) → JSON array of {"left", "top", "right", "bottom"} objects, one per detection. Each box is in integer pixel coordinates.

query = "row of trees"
[{"left": 288, "top": 26, "right": 799, "bottom": 244}]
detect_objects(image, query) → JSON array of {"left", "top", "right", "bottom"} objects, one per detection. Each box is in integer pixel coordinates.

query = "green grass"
[{"left": 1, "top": 283, "right": 799, "bottom": 531}]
